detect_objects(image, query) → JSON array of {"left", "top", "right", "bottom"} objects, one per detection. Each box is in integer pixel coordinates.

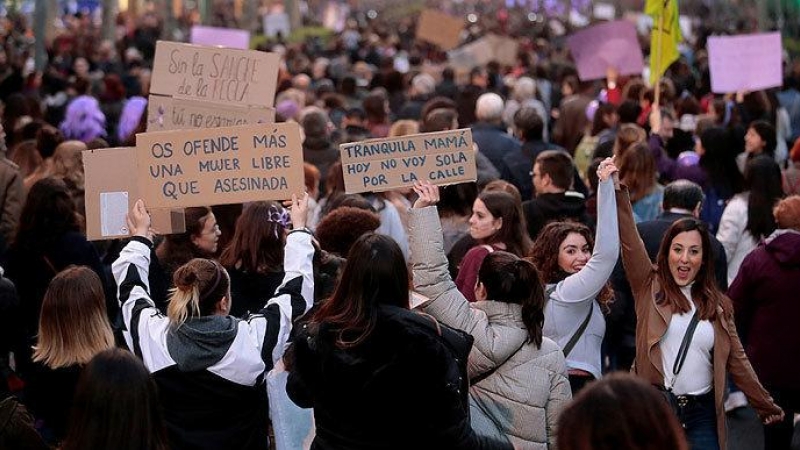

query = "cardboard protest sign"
[
  {"left": 147, "top": 95, "right": 275, "bottom": 132},
  {"left": 448, "top": 38, "right": 494, "bottom": 71},
  {"left": 264, "top": 12, "right": 291, "bottom": 38},
  {"left": 340, "top": 129, "right": 476, "bottom": 194},
  {"left": 190, "top": 26, "right": 251, "bottom": 50},
  {"left": 567, "top": 20, "right": 644, "bottom": 81},
  {"left": 483, "top": 34, "right": 520, "bottom": 67},
  {"left": 84, "top": 147, "right": 186, "bottom": 241},
  {"left": 150, "top": 41, "right": 280, "bottom": 108},
  {"left": 135, "top": 122, "right": 304, "bottom": 209},
  {"left": 416, "top": 9, "right": 463, "bottom": 51},
  {"left": 708, "top": 32, "right": 782, "bottom": 94}
]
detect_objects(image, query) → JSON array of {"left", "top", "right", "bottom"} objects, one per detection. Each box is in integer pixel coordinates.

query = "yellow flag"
[{"left": 646, "top": 0, "right": 682, "bottom": 85}]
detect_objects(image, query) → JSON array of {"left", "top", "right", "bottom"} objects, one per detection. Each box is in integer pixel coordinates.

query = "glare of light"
[
  {"left": 528, "top": 13, "right": 537, "bottom": 21},
  {"left": 367, "top": 10, "right": 377, "bottom": 19},
  {"left": 467, "top": 13, "right": 478, "bottom": 23}
]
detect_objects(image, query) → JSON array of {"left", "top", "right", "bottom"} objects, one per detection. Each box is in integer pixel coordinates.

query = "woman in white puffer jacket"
[{"left": 409, "top": 181, "right": 571, "bottom": 450}]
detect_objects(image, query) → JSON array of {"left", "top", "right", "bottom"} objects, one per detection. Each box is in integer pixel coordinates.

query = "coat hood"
[{"left": 764, "top": 230, "right": 800, "bottom": 266}]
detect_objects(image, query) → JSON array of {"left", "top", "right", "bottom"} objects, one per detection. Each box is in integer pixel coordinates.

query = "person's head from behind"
[
  {"left": 315, "top": 206, "right": 381, "bottom": 257},
  {"left": 33, "top": 266, "right": 114, "bottom": 369},
  {"left": 618, "top": 142, "right": 657, "bottom": 202},
  {"left": 388, "top": 119, "right": 419, "bottom": 137},
  {"left": 612, "top": 123, "right": 647, "bottom": 159},
  {"left": 169, "top": 258, "right": 231, "bottom": 326},
  {"left": 469, "top": 191, "right": 530, "bottom": 256},
  {"left": 51, "top": 140, "right": 88, "bottom": 189},
  {"left": 558, "top": 373, "right": 687, "bottom": 450},
  {"left": 533, "top": 150, "right": 573, "bottom": 196},
  {"left": 311, "top": 234, "right": 409, "bottom": 348},
  {"left": 476, "top": 252, "right": 545, "bottom": 348},
  {"left": 63, "top": 348, "right": 168, "bottom": 450},
  {"left": 513, "top": 106, "right": 544, "bottom": 142},
  {"left": 35, "top": 124, "right": 65, "bottom": 160},
  {"left": 774, "top": 196, "right": 800, "bottom": 231},
  {"left": 482, "top": 179, "right": 522, "bottom": 205},
  {"left": 420, "top": 107, "right": 458, "bottom": 133},
  {"left": 745, "top": 120, "right": 777, "bottom": 157},
  {"left": 662, "top": 179, "right": 704, "bottom": 217},
  {"left": 16, "top": 177, "right": 79, "bottom": 247},
  {"left": 219, "top": 201, "right": 288, "bottom": 274},
  {"left": 475, "top": 93, "right": 504, "bottom": 125}
]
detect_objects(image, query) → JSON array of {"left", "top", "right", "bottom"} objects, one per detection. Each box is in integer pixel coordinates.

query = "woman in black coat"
[{"left": 285, "top": 233, "right": 511, "bottom": 450}]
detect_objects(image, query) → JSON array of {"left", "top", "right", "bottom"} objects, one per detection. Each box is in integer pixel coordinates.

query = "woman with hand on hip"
[
  {"left": 528, "top": 159, "right": 620, "bottom": 394},
  {"left": 610, "top": 155, "right": 784, "bottom": 450},
  {"left": 409, "top": 181, "right": 571, "bottom": 450}
]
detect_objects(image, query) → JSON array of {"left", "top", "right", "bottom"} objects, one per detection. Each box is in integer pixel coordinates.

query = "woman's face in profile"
[
  {"left": 469, "top": 198, "right": 501, "bottom": 241},
  {"left": 192, "top": 213, "right": 221, "bottom": 254}
]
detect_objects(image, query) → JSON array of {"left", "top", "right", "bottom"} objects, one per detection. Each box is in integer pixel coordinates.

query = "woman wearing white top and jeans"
[{"left": 528, "top": 167, "right": 619, "bottom": 393}]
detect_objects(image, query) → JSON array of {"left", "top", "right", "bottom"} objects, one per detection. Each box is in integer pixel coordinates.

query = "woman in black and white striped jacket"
[{"left": 113, "top": 196, "right": 313, "bottom": 450}]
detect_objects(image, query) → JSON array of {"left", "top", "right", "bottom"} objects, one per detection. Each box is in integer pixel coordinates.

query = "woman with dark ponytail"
[
  {"left": 113, "top": 195, "right": 314, "bottom": 450},
  {"left": 409, "top": 181, "right": 571, "bottom": 450}
]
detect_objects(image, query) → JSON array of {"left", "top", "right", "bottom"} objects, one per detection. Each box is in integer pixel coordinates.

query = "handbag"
[{"left": 657, "top": 311, "right": 700, "bottom": 415}]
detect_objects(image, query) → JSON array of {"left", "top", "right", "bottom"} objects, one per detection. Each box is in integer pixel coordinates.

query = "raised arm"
[
  {"left": 612, "top": 168, "right": 656, "bottom": 294},
  {"left": 409, "top": 182, "right": 523, "bottom": 375},
  {"left": 554, "top": 176, "right": 619, "bottom": 303},
  {"left": 112, "top": 199, "right": 172, "bottom": 369},
  {"left": 248, "top": 193, "right": 315, "bottom": 370}
]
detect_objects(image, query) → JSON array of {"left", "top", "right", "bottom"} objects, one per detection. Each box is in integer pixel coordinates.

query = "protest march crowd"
[{"left": 1, "top": 1, "right": 800, "bottom": 449}]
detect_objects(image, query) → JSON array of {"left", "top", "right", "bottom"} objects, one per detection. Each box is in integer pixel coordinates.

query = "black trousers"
[{"left": 764, "top": 387, "right": 800, "bottom": 450}]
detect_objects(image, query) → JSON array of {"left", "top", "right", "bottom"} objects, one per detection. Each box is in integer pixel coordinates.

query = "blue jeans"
[{"left": 678, "top": 391, "right": 720, "bottom": 450}]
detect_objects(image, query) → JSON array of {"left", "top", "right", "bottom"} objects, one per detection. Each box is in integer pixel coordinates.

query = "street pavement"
[{"left": 728, "top": 407, "right": 800, "bottom": 450}]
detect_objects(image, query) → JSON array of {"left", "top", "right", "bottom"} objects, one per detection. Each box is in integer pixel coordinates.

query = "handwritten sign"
[
  {"left": 146, "top": 95, "right": 276, "bottom": 132},
  {"left": 190, "top": 26, "right": 250, "bottom": 49},
  {"left": 136, "top": 123, "right": 304, "bottom": 208},
  {"left": 708, "top": 32, "right": 782, "bottom": 94},
  {"left": 567, "top": 20, "right": 644, "bottom": 81},
  {"left": 416, "top": 9, "right": 463, "bottom": 51},
  {"left": 150, "top": 41, "right": 280, "bottom": 108},
  {"left": 340, "top": 129, "right": 476, "bottom": 194}
]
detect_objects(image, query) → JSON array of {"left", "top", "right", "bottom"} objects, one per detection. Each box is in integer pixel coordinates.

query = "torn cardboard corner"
[
  {"left": 339, "top": 129, "right": 476, "bottom": 194},
  {"left": 146, "top": 95, "right": 276, "bottom": 132},
  {"left": 150, "top": 41, "right": 280, "bottom": 109},
  {"left": 416, "top": 9, "right": 464, "bottom": 51},
  {"left": 84, "top": 147, "right": 186, "bottom": 241}
]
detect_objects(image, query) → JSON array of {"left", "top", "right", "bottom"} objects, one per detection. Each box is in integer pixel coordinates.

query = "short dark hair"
[
  {"left": 513, "top": 106, "right": 544, "bottom": 141},
  {"left": 535, "top": 150, "right": 573, "bottom": 191},
  {"left": 662, "top": 179, "right": 704, "bottom": 212}
]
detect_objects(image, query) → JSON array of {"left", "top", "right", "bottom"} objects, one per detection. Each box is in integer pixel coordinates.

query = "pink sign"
[
  {"left": 708, "top": 32, "right": 782, "bottom": 94},
  {"left": 190, "top": 26, "right": 250, "bottom": 50},
  {"left": 567, "top": 20, "right": 644, "bottom": 81}
]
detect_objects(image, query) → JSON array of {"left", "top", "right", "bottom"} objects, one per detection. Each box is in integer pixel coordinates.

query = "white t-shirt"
[{"left": 660, "top": 285, "right": 715, "bottom": 395}]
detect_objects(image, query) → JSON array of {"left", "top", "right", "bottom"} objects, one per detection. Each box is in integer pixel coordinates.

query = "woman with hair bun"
[
  {"left": 113, "top": 194, "right": 314, "bottom": 450},
  {"left": 409, "top": 181, "right": 571, "bottom": 450}
]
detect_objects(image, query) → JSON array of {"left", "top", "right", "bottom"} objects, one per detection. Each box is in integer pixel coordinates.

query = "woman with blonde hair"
[
  {"left": 50, "top": 140, "right": 88, "bottom": 216},
  {"left": 114, "top": 195, "right": 314, "bottom": 450},
  {"left": 25, "top": 266, "right": 115, "bottom": 445}
]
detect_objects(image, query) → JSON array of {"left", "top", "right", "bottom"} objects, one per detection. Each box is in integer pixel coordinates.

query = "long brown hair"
[
  {"left": 477, "top": 191, "right": 532, "bottom": 257},
  {"left": 33, "top": 266, "right": 115, "bottom": 368},
  {"left": 558, "top": 373, "right": 688, "bottom": 450},
  {"left": 612, "top": 123, "right": 647, "bottom": 159},
  {"left": 655, "top": 218, "right": 728, "bottom": 321},
  {"left": 157, "top": 206, "right": 214, "bottom": 270},
  {"left": 619, "top": 142, "right": 658, "bottom": 203},
  {"left": 219, "top": 201, "right": 286, "bottom": 274},
  {"left": 529, "top": 221, "right": 614, "bottom": 309},
  {"left": 309, "top": 233, "right": 409, "bottom": 348}
]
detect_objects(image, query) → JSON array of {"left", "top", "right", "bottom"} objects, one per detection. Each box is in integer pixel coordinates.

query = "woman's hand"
[
  {"left": 289, "top": 192, "right": 310, "bottom": 230},
  {"left": 412, "top": 181, "right": 440, "bottom": 208},
  {"left": 597, "top": 156, "right": 619, "bottom": 181},
  {"left": 127, "top": 199, "right": 153, "bottom": 241},
  {"left": 762, "top": 410, "right": 785, "bottom": 425}
]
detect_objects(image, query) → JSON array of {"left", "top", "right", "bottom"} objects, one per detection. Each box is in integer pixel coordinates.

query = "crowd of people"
[{"left": 1, "top": 4, "right": 800, "bottom": 450}]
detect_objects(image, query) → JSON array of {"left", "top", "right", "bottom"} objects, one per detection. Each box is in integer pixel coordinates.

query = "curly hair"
[
  {"left": 529, "top": 221, "right": 614, "bottom": 310},
  {"left": 315, "top": 206, "right": 381, "bottom": 257}
]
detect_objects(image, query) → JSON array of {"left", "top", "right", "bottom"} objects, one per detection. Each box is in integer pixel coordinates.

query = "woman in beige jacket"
[
  {"left": 409, "top": 181, "right": 571, "bottom": 450},
  {"left": 607, "top": 155, "right": 783, "bottom": 450}
]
